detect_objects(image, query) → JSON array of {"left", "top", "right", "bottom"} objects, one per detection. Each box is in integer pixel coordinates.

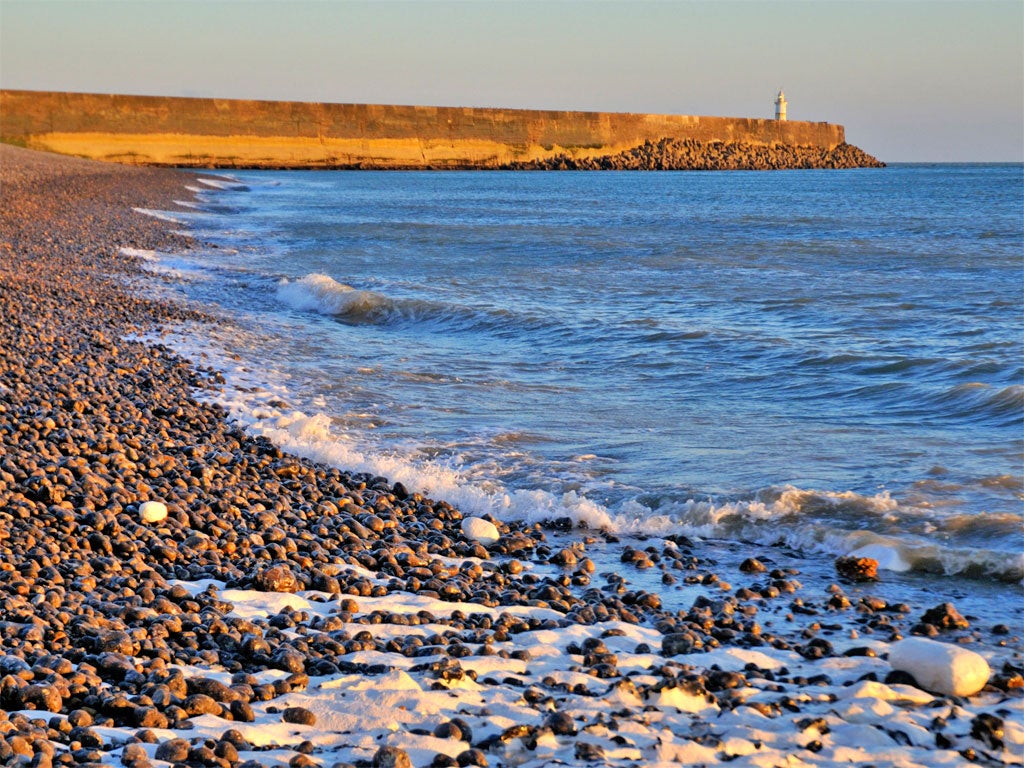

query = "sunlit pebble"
[
  {"left": 889, "top": 637, "right": 991, "bottom": 697},
  {"left": 139, "top": 500, "right": 168, "bottom": 523},
  {"left": 461, "top": 516, "right": 500, "bottom": 545}
]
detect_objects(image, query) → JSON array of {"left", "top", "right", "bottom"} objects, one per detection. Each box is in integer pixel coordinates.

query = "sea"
[{"left": 135, "top": 164, "right": 1024, "bottom": 590}]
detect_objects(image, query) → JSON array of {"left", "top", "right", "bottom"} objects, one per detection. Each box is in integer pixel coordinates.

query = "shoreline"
[{"left": 0, "top": 145, "right": 1020, "bottom": 767}]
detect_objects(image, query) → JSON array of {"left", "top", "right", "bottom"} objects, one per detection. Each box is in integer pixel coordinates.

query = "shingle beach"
[{"left": 0, "top": 145, "right": 1021, "bottom": 768}]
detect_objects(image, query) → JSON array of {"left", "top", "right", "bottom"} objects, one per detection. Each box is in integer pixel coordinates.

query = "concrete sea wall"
[{"left": 0, "top": 90, "right": 851, "bottom": 169}]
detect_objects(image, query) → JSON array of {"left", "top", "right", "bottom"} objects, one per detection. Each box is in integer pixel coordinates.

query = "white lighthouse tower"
[{"left": 774, "top": 89, "right": 787, "bottom": 121}]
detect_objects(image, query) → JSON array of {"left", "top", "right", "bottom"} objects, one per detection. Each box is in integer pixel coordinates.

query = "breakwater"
[{"left": 0, "top": 89, "right": 881, "bottom": 169}]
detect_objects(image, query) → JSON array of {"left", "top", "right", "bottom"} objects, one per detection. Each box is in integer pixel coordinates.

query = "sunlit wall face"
[{"left": 1, "top": 0, "right": 1021, "bottom": 162}]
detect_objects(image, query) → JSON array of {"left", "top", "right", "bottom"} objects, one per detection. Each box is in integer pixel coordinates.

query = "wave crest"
[
  {"left": 933, "top": 382, "right": 1024, "bottom": 425},
  {"left": 277, "top": 274, "right": 392, "bottom": 322}
]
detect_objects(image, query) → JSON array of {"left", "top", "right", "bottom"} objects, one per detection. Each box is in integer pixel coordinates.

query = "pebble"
[
  {"left": 254, "top": 565, "right": 303, "bottom": 593},
  {"left": 154, "top": 738, "right": 190, "bottom": 762},
  {"left": 889, "top": 637, "right": 990, "bottom": 696},
  {"left": 456, "top": 748, "right": 487, "bottom": 767},
  {"left": 282, "top": 707, "right": 316, "bottom": 726},
  {"left": 433, "top": 722, "right": 464, "bottom": 741},
  {"left": 919, "top": 602, "right": 970, "bottom": 630},
  {"left": 138, "top": 500, "right": 168, "bottom": 523},
  {"left": 970, "top": 713, "right": 1004, "bottom": 750},
  {"left": 372, "top": 745, "right": 412, "bottom": 768},
  {"left": 834, "top": 556, "right": 879, "bottom": 582},
  {"left": 461, "top": 517, "right": 499, "bottom": 546},
  {"left": 544, "top": 711, "right": 577, "bottom": 736},
  {"left": 739, "top": 557, "right": 767, "bottom": 573}
]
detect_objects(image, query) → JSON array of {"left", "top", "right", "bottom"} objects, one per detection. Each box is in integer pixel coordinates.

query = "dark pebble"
[
  {"left": 282, "top": 707, "right": 316, "bottom": 726},
  {"left": 372, "top": 745, "right": 412, "bottom": 768}
]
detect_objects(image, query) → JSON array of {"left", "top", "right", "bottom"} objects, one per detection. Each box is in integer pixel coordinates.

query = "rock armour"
[{"left": 507, "top": 138, "right": 884, "bottom": 170}]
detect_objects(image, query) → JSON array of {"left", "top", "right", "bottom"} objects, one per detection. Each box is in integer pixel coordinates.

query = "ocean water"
[{"left": 146, "top": 165, "right": 1023, "bottom": 583}]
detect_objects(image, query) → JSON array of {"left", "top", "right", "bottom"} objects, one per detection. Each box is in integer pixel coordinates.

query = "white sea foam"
[
  {"left": 133, "top": 206, "right": 213, "bottom": 225},
  {"left": 118, "top": 247, "right": 208, "bottom": 281},
  {"left": 196, "top": 177, "right": 248, "bottom": 190},
  {"left": 119, "top": 247, "right": 158, "bottom": 261},
  {"left": 133, "top": 207, "right": 186, "bottom": 224},
  {"left": 276, "top": 273, "right": 541, "bottom": 334}
]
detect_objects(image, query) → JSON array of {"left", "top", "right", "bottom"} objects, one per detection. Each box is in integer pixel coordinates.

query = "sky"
[{"left": 1, "top": 1, "right": 1021, "bottom": 162}]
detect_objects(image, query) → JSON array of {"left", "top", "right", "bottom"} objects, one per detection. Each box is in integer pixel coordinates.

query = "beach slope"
[{"left": 0, "top": 146, "right": 1016, "bottom": 767}]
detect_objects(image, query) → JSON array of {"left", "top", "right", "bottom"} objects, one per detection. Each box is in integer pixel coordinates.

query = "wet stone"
[
  {"left": 69, "top": 727, "right": 103, "bottom": 749},
  {"left": 121, "top": 744, "right": 148, "bottom": 765},
  {"left": 661, "top": 632, "right": 702, "bottom": 657},
  {"left": 433, "top": 722, "right": 464, "bottom": 741},
  {"left": 230, "top": 701, "right": 255, "bottom": 722},
  {"left": 20, "top": 685, "right": 62, "bottom": 713},
  {"left": 575, "top": 742, "right": 606, "bottom": 761},
  {"left": 187, "top": 677, "right": 238, "bottom": 702},
  {"left": 739, "top": 557, "right": 768, "bottom": 574},
  {"left": 182, "top": 694, "right": 222, "bottom": 717},
  {"left": 921, "top": 602, "right": 970, "bottom": 630},
  {"left": 835, "top": 557, "right": 879, "bottom": 582}
]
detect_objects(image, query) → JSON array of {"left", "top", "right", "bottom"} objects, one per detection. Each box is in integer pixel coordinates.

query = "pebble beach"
[{"left": 0, "top": 144, "right": 1021, "bottom": 768}]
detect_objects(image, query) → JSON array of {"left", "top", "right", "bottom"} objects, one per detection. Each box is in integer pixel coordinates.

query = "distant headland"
[{"left": 0, "top": 89, "right": 883, "bottom": 170}]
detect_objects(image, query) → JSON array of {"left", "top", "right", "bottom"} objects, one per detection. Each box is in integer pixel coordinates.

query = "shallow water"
[{"left": 146, "top": 165, "right": 1023, "bottom": 582}]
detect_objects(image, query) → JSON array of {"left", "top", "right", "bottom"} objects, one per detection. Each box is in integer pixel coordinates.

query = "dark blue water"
[{"left": 148, "top": 165, "right": 1024, "bottom": 582}]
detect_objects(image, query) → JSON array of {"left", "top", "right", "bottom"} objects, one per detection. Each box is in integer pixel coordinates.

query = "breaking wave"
[
  {"left": 628, "top": 487, "right": 1024, "bottom": 583},
  {"left": 275, "top": 273, "right": 557, "bottom": 338},
  {"left": 277, "top": 273, "right": 392, "bottom": 322}
]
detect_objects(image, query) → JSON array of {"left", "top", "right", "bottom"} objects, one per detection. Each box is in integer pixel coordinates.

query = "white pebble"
[
  {"left": 139, "top": 500, "right": 168, "bottom": 524},
  {"left": 888, "top": 637, "right": 990, "bottom": 697},
  {"left": 461, "top": 516, "right": 500, "bottom": 546}
]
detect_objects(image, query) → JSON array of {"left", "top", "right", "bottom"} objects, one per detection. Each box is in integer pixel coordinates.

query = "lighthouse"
[{"left": 774, "top": 89, "right": 787, "bottom": 121}]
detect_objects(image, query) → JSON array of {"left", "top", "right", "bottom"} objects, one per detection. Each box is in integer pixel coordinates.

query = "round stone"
[
  {"left": 372, "top": 745, "right": 412, "bottom": 768},
  {"left": 544, "top": 711, "right": 577, "bottom": 736},
  {"left": 889, "top": 637, "right": 990, "bottom": 696},
  {"left": 461, "top": 517, "right": 499, "bottom": 546},
  {"left": 282, "top": 707, "right": 316, "bottom": 726},
  {"left": 155, "top": 738, "right": 190, "bottom": 762},
  {"left": 138, "top": 500, "right": 168, "bottom": 524}
]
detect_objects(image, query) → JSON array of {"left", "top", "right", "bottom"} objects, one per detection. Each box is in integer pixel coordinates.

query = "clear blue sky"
[{"left": 2, "top": 1, "right": 1021, "bottom": 162}]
